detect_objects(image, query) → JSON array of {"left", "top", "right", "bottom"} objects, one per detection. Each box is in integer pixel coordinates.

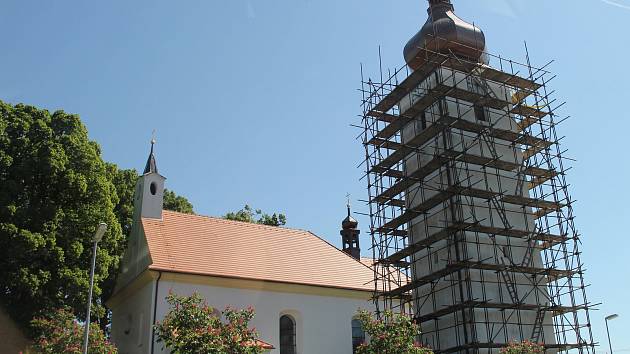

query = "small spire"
[
  {"left": 346, "top": 193, "right": 352, "bottom": 217},
  {"left": 143, "top": 133, "right": 158, "bottom": 174}
]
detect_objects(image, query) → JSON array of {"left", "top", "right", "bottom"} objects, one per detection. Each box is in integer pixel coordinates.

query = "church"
[{"left": 107, "top": 143, "right": 376, "bottom": 354}]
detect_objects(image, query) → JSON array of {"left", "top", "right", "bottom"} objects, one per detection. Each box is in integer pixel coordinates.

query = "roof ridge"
[{"left": 161, "top": 210, "right": 312, "bottom": 234}]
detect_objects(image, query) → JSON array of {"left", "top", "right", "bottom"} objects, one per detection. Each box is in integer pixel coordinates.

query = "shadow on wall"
[{"left": 0, "top": 306, "right": 32, "bottom": 353}]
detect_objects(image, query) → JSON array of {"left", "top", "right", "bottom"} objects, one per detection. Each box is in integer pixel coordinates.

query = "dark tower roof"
[
  {"left": 342, "top": 205, "right": 359, "bottom": 229},
  {"left": 403, "top": 0, "right": 486, "bottom": 70},
  {"left": 143, "top": 138, "right": 158, "bottom": 174}
]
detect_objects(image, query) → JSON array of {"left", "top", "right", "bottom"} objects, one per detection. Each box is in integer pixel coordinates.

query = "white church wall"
[
  {"left": 148, "top": 274, "right": 374, "bottom": 354},
  {"left": 110, "top": 276, "right": 155, "bottom": 354}
]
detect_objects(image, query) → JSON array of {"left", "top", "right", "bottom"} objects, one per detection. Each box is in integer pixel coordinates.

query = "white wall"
[
  {"left": 113, "top": 274, "right": 374, "bottom": 354},
  {"left": 111, "top": 279, "right": 156, "bottom": 354},
  {"left": 153, "top": 279, "right": 373, "bottom": 354}
]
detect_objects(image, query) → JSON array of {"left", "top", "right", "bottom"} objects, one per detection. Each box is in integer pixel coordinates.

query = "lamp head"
[
  {"left": 605, "top": 314, "right": 619, "bottom": 321},
  {"left": 93, "top": 222, "right": 107, "bottom": 242}
]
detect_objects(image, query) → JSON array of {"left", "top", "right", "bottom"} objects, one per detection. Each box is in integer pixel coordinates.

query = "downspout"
[{"left": 150, "top": 271, "right": 162, "bottom": 354}]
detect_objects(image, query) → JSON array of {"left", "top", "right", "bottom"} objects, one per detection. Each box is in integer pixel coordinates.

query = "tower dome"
[
  {"left": 342, "top": 214, "right": 358, "bottom": 230},
  {"left": 403, "top": 0, "right": 487, "bottom": 71}
]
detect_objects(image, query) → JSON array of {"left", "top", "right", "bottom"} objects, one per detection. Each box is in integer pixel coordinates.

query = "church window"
[
  {"left": 280, "top": 315, "right": 296, "bottom": 354},
  {"left": 474, "top": 105, "right": 488, "bottom": 122},
  {"left": 150, "top": 182, "right": 157, "bottom": 195},
  {"left": 352, "top": 318, "right": 365, "bottom": 353}
]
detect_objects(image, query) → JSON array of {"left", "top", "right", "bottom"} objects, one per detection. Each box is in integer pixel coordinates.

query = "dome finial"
[{"left": 342, "top": 195, "right": 358, "bottom": 230}]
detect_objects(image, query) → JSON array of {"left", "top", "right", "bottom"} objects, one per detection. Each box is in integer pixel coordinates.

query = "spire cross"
[
  {"left": 151, "top": 129, "right": 157, "bottom": 146},
  {"left": 346, "top": 193, "right": 351, "bottom": 216}
]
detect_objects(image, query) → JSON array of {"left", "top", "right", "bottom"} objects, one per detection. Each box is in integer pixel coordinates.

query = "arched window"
[
  {"left": 352, "top": 318, "right": 365, "bottom": 353},
  {"left": 279, "top": 315, "right": 296, "bottom": 354}
]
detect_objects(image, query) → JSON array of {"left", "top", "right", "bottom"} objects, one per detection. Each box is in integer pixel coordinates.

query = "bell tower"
[
  {"left": 133, "top": 138, "right": 165, "bottom": 220},
  {"left": 340, "top": 198, "right": 361, "bottom": 260},
  {"left": 360, "top": 0, "right": 595, "bottom": 352}
]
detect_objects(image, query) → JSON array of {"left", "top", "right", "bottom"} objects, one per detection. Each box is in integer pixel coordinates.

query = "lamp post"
[
  {"left": 82, "top": 222, "right": 107, "bottom": 354},
  {"left": 605, "top": 314, "right": 619, "bottom": 354}
]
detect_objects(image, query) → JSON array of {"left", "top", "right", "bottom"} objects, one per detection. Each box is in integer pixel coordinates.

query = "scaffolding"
[{"left": 359, "top": 41, "right": 596, "bottom": 353}]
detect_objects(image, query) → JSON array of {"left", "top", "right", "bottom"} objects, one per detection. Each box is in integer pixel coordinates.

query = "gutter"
[{"left": 150, "top": 271, "right": 162, "bottom": 354}]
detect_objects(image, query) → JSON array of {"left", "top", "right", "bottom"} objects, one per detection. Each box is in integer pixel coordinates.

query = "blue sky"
[{"left": 1, "top": 0, "right": 628, "bottom": 351}]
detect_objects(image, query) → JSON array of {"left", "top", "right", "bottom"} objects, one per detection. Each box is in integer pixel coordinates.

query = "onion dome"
[
  {"left": 342, "top": 211, "right": 359, "bottom": 230},
  {"left": 403, "top": 0, "right": 487, "bottom": 71}
]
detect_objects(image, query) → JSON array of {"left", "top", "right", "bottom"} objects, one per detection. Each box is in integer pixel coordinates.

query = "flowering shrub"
[
  {"left": 355, "top": 310, "right": 433, "bottom": 354},
  {"left": 500, "top": 340, "right": 545, "bottom": 354},
  {"left": 30, "top": 308, "right": 117, "bottom": 354},
  {"left": 154, "top": 292, "right": 264, "bottom": 354}
]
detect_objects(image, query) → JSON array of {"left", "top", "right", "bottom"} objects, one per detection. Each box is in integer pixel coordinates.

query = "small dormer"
[{"left": 134, "top": 139, "right": 166, "bottom": 220}]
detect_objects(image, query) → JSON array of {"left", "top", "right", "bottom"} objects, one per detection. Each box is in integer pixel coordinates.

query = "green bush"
[
  {"left": 355, "top": 310, "right": 433, "bottom": 354},
  {"left": 30, "top": 308, "right": 117, "bottom": 354},
  {"left": 154, "top": 292, "right": 264, "bottom": 354},
  {"left": 500, "top": 340, "right": 545, "bottom": 354}
]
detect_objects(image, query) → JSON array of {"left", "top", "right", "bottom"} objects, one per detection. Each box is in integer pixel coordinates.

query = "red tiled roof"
[{"left": 142, "top": 211, "right": 374, "bottom": 292}]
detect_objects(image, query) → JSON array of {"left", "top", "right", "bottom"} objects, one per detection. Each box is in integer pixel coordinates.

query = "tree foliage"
[
  {"left": 500, "top": 341, "right": 545, "bottom": 354},
  {"left": 30, "top": 308, "right": 117, "bottom": 354},
  {"left": 0, "top": 101, "right": 123, "bottom": 330},
  {"left": 224, "top": 205, "right": 286, "bottom": 226},
  {"left": 163, "top": 188, "right": 194, "bottom": 215},
  {"left": 155, "top": 292, "right": 265, "bottom": 354},
  {"left": 0, "top": 100, "right": 194, "bottom": 333},
  {"left": 355, "top": 310, "right": 433, "bottom": 354}
]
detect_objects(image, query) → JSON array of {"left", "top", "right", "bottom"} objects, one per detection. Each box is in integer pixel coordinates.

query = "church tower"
[
  {"left": 360, "top": 0, "right": 595, "bottom": 353},
  {"left": 133, "top": 138, "right": 165, "bottom": 220},
  {"left": 340, "top": 201, "right": 361, "bottom": 260},
  {"left": 115, "top": 139, "right": 167, "bottom": 292}
]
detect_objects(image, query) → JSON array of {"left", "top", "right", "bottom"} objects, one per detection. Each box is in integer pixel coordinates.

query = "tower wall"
[{"left": 398, "top": 67, "right": 555, "bottom": 351}]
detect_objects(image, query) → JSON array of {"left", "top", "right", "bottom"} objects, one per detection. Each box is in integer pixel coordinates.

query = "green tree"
[
  {"left": 105, "top": 164, "right": 137, "bottom": 249},
  {"left": 355, "top": 310, "right": 433, "bottom": 354},
  {"left": 155, "top": 292, "right": 264, "bottom": 354},
  {"left": 0, "top": 101, "right": 124, "bottom": 332},
  {"left": 0, "top": 100, "right": 195, "bottom": 334},
  {"left": 31, "top": 308, "right": 118, "bottom": 354},
  {"left": 163, "top": 188, "right": 194, "bottom": 214},
  {"left": 224, "top": 205, "right": 286, "bottom": 226}
]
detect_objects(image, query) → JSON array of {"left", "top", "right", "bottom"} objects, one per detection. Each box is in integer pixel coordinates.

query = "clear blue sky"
[{"left": 1, "top": 0, "right": 628, "bottom": 351}]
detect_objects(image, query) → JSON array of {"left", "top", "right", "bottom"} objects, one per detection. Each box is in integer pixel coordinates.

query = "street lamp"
[
  {"left": 605, "top": 314, "right": 619, "bottom": 354},
  {"left": 82, "top": 222, "right": 107, "bottom": 354}
]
